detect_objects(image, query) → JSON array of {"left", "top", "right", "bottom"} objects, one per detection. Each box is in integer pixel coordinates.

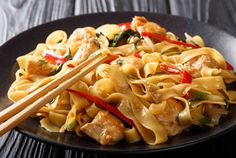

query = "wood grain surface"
[{"left": 0, "top": 0, "right": 236, "bottom": 158}]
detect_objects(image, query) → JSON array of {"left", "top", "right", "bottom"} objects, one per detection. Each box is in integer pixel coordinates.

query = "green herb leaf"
[
  {"left": 116, "top": 59, "right": 124, "bottom": 66},
  {"left": 111, "top": 30, "right": 140, "bottom": 47},
  {"left": 190, "top": 91, "right": 208, "bottom": 101},
  {"left": 134, "top": 33, "right": 141, "bottom": 38},
  {"left": 57, "top": 39, "right": 63, "bottom": 44},
  {"left": 96, "top": 33, "right": 101, "bottom": 38},
  {"left": 134, "top": 39, "right": 141, "bottom": 49},
  {"left": 51, "top": 64, "right": 63, "bottom": 75},
  {"left": 39, "top": 60, "right": 47, "bottom": 65},
  {"left": 199, "top": 117, "right": 210, "bottom": 126},
  {"left": 64, "top": 49, "right": 72, "bottom": 60}
]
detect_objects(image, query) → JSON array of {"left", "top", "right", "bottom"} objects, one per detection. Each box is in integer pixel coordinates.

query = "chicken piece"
[
  {"left": 68, "top": 27, "right": 96, "bottom": 43},
  {"left": 80, "top": 111, "right": 125, "bottom": 145},
  {"left": 188, "top": 55, "right": 218, "bottom": 70},
  {"left": 131, "top": 16, "right": 166, "bottom": 35},
  {"left": 163, "top": 122, "right": 188, "bottom": 136},
  {"left": 25, "top": 58, "right": 56, "bottom": 76},
  {"left": 73, "top": 38, "right": 100, "bottom": 61},
  {"left": 154, "top": 98, "right": 186, "bottom": 136},
  {"left": 157, "top": 98, "right": 184, "bottom": 123},
  {"left": 131, "top": 16, "right": 147, "bottom": 30},
  {"left": 186, "top": 55, "right": 219, "bottom": 77}
]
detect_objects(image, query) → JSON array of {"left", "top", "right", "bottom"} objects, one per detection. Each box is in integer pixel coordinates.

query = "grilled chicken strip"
[{"left": 80, "top": 111, "right": 125, "bottom": 145}]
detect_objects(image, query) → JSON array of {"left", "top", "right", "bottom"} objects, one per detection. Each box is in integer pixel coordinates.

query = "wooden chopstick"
[
  {"left": 0, "top": 51, "right": 109, "bottom": 136},
  {"left": 0, "top": 50, "right": 105, "bottom": 123}
]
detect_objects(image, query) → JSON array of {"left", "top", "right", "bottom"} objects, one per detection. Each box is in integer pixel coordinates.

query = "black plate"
[{"left": 1, "top": 12, "right": 236, "bottom": 154}]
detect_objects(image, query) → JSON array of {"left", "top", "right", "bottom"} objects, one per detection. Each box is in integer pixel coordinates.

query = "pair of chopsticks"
[{"left": 0, "top": 49, "right": 110, "bottom": 136}]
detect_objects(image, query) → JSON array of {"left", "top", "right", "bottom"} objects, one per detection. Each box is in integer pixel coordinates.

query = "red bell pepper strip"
[
  {"left": 43, "top": 50, "right": 68, "bottom": 65},
  {"left": 181, "top": 71, "right": 192, "bottom": 84},
  {"left": 159, "top": 63, "right": 182, "bottom": 74},
  {"left": 141, "top": 32, "right": 200, "bottom": 49},
  {"left": 183, "top": 89, "right": 192, "bottom": 99},
  {"left": 104, "top": 55, "right": 119, "bottom": 64},
  {"left": 67, "top": 89, "right": 135, "bottom": 127},
  {"left": 134, "top": 51, "right": 142, "bottom": 58},
  {"left": 226, "top": 61, "right": 234, "bottom": 71},
  {"left": 118, "top": 22, "right": 131, "bottom": 30},
  {"left": 67, "top": 64, "right": 75, "bottom": 68},
  {"left": 116, "top": 38, "right": 127, "bottom": 47},
  {"left": 159, "top": 63, "right": 192, "bottom": 83}
]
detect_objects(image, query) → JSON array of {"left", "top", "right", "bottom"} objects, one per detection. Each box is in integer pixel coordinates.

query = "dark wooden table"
[{"left": 1, "top": 0, "right": 236, "bottom": 157}]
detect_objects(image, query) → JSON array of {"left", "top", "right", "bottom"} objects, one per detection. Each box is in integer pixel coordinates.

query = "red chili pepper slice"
[
  {"left": 226, "top": 61, "right": 234, "bottom": 71},
  {"left": 67, "top": 89, "right": 135, "bottom": 127},
  {"left": 118, "top": 22, "right": 131, "bottom": 30},
  {"left": 134, "top": 51, "right": 142, "bottom": 58},
  {"left": 159, "top": 63, "right": 192, "bottom": 83},
  {"left": 43, "top": 50, "right": 68, "bottom": 65},
  {"left": 141, "top": 32, "right": 200, "bottom": 49}
]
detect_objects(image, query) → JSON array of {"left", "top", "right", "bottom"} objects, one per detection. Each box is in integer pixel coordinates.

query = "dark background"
[{"left": 1, "top": 0, "right": 236, "bottom": 157}]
